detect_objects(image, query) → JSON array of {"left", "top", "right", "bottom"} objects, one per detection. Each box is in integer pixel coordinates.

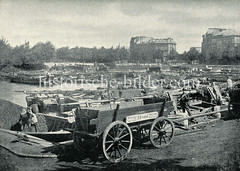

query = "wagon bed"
[{"left": 73, "top": 100, "right": 175, "bottom": 163}]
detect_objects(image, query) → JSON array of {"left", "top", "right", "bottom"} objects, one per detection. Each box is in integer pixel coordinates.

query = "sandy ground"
[{"left": 0, "top": 119, "right": 240, "bottom": 171}]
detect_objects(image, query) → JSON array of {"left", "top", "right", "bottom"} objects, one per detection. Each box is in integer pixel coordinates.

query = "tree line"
[
  {"left": 206, "top": 45, "right": 240, "bottom": 65},
  {"left": 171, "top": 45, "right": 240, "bottom": 65},
  {"left": 1, "top": 37, "right": 240, "bottom": 70},
  {"left": 0, "top": 38, "right": 129, "bottom": 69},
  {"left": 0, "top": 38, "right": 55, "bottom": 69},
  {"left": 56, "top": 46, "right": 129, "bottom": 64}
]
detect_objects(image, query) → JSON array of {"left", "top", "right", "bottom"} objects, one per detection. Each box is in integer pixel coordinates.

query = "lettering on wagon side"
[{"left": 125, "top": 112, "right": 158, "bottom": 124}]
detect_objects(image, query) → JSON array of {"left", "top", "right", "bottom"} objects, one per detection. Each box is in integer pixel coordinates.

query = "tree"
[
  {"left": 118, "top": 47, "right": 129, "bottom": 61},
  {"left": 31, "top": 42, "right": 56, "bottom": 61},
  {"left": 186, "top": 48, "right": 200, "bottom": 64},
  {"left": 56, "top": 47, "right": 72, "bottom": 60},
  {"left": 0, "top": 38, "right": 11, "bottom": 66},
  {"left": 234, "top": 44, "right": 240, "bottom": 63},
  {"left": 10, "top": 42, "right": 30, "bottom": 67},
  {"left": 208, "top": 51, "right": 218, "bottom": 64}
]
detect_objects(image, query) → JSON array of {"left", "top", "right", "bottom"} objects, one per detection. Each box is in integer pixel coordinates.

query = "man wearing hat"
[{"left": 27, "top": 106, "right": 38, "bottom": 132}]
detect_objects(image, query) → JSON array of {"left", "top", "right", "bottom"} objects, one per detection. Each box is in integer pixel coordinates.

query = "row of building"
[{"left": 129, "top": 28, "right": 240, "bottom": 62}]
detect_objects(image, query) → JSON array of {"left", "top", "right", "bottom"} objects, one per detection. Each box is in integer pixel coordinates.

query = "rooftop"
[
  {"left": 205, "top": 28, "right": 240, "bottom": 37},
  {"left": 131, "top": 36, "right": 176, "bottom": 44}
]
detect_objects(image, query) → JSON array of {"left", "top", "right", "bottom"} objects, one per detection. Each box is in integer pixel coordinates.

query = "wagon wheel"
[
  {"left": 150, "top": 117, "right": 175, "bottom": 148},
  {"left": 73, "top": 131, "right": 98, "bottom": 152},
  {"left": 102, "top": 121, "right": 133, "bottom": 163}
]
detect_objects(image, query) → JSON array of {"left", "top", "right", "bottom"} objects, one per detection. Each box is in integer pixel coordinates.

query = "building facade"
[
  {"left": 202, "top": 28, "right": 240, "bottom": 60},
  {"left": 130, "top": 36, "right": 177, "bottom": 62}
]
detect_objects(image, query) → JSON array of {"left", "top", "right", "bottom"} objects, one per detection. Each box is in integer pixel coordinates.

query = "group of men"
[{"left": 178, "top": 77, "right": 233, "bottom": 119}]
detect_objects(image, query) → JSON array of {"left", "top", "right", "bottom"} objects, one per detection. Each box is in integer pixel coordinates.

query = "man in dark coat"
[{"left": 179, "top": 89, "right": 192, "bottom": 116}]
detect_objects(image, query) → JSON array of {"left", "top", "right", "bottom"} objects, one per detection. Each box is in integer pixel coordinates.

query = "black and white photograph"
[{"left": 0, "top": 0, "right": 240, "bottom": 170}]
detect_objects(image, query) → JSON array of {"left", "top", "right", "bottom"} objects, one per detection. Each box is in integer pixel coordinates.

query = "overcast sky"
[{"left": 0, "top": 0, "right": 240, "bottom": 53}]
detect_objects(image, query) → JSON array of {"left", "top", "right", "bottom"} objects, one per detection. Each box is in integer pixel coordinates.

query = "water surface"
[{"left": 0, "top": 81, "right": 100, "bottom": 107}]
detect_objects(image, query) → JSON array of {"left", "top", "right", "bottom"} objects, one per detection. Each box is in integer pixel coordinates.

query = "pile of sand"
[
  {"left": 0, "top": 99, "right": 48, "bottom": 132},
  {"left": 0, "top": 99, "right": 23, "bottom": 130}
]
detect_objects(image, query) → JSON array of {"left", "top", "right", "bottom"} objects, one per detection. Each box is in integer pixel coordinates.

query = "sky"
[{"left": 0, "top": 0, "right": 240, "bottom": 53}]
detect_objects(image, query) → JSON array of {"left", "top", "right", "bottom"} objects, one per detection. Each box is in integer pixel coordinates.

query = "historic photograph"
[{"left": 0, "top": 0, "right": 239, "bottom": 170}]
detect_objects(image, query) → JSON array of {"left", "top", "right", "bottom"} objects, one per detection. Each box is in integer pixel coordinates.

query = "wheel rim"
[
  {"left": 102, "top": 121, "right": 132, "bottom": 163},
  {"left": 150, "top": 117, "right": 175, "bottom": 148}
]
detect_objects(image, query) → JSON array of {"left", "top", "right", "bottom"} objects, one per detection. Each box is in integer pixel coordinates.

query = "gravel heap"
[
  {"left": 0, "top": 99, "right": 23, "bottom": 130},
  {"left": 0, "top": 99, "right": 50, "bottom": 132}
]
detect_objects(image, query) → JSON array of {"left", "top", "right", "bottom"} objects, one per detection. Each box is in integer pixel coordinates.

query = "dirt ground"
[{"left": 0, "top": 119, "right": 240, "bottom": 171}]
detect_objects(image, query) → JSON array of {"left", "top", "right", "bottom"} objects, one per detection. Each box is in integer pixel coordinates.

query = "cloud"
[{"left": 0, "top": 0, "right": 240, "bottom": 53}]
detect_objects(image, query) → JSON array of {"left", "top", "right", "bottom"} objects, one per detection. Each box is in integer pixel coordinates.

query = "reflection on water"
[{"left": 0, "top": 81, "right": 101, "bottom": 107}]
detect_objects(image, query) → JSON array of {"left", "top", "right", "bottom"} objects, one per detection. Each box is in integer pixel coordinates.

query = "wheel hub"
[{"left": 159, "top": 130, "right": 166, "bottom": 136}]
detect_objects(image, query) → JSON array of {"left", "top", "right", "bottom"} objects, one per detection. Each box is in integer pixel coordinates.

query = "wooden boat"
[
  {"left": 10, "top": 76, "right": 40, "bottom": 84},
  {"left": 0, "top": 128, "right": 57, "bottom": 158},
  {"left": 10, "top": 75, "right": 52, "bottom": 86}
]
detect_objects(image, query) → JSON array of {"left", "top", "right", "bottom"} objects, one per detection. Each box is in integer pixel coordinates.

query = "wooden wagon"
[
  {"left": 73, "top": 100, "right": 175, "bottom": 163},
  {"left": 72, "top": 88, "right": 228, "bottom": 163}
]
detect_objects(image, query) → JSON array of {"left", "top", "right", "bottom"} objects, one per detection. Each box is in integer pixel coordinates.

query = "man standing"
[
  {"left": 179, "top": 89, "right": 192, "bottom": 116},
  {"left": 27, "top": 106, "right": 38, "bottom": 132},
  {"left": 227, "top": 77, "right": 233, "bottom": 90}
]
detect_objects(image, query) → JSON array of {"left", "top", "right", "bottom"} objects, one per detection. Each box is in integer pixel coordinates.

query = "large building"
[
  {"left": 202, "top": 28, "right": 240, "bottom": 59},
  {"left": 130, "top": 36, "right": 177, "bottom": 62}
]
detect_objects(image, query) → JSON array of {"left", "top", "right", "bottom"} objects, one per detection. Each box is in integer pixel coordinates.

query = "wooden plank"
[
  {"left": 75, "top": 108, "right": 88, "bottom": 131},
  {"left": 0, "top": 128, "right": 57, "bottom": 158},
  {"left": 96, "top": 102, "right": 165, "bottom": 134},
  {"left": 162, "top": 101, "right": 174, "bottom": 116},
  {"left": 173, "top": 109, "right": 228, "bottom": 122},
  {"left": 189, "top": 105, "right": 206, "bottom": 110},
  {"left": 113, "top": 102, "right": 164, "bottom": 116},
  {"left": 85, "top": 100, "right": 143, "bottom": 110},
  {"left": 112, "top": 104, "right": 120, "bottom": 122}
]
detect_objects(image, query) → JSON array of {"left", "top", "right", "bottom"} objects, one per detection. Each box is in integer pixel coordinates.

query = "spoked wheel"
[
  {"left": 73, "top": 131, "right": 98, "bottom": 152},
  {"left": 150, "top": 117, "right": 175, "bottom": 148},
  {"left": 102, "top": 121, "right": 133, "bottom": 163}
]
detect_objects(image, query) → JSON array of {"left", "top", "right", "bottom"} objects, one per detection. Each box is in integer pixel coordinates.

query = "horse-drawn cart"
[{"left": 73, "top": 100, "right": 174, "bottom": 163}]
